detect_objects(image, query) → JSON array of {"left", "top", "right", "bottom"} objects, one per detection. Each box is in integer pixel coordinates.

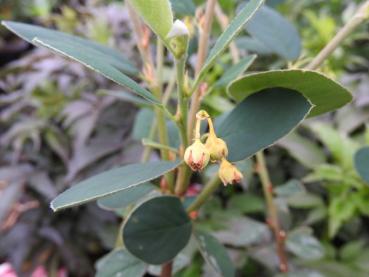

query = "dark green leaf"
[
  {"left": 99, "top": 90, "right": 153, "bottom": 107},
  {"left": 217, "top": 88, "right": 311, "bottom": 161},
  {"left": 215, "top": 217, "right": 271, "bottom": 247},
  {"left": 287, "top": 192, "right": 323, "bottom": 209},
  {"left": 236, "top": 36, "right": 273, "bottom": 55},
  {"left": 286, "top": 228, "right": 325, "bottom": 260},
  {"left": 195, "top": 230, "right": 236, "bottom": 277},
  {"left": 354, "top": 147, "right": 369, "bottom": 184},
  {"left": 95, "top": 248, "right": 146, "bottom": 277},
  {"left": 97, "top": 183, "right": 156, "bottom": 211},
  {"left": 214, "top": 55, "right": 257, "bottom": 88},
  {"left": 228, "top": 70, "right": 352, "bottom": 117},
  {"left": 123, "top": 196, "right": 192, "bottom": 265},
  {"left": 246, "top": 6, "right": 301, "bottom": 60},
  {"left": 50, "top": 160, "right": 182, "bottom": 211},
  {"left": 132, "top": 108, "right": 155, "bottom": 140},
  {"left": 170, "top": 0, "right": 196, "bottom": 15},
  {"left": 228, "top": 194, "right": 264, "bottom": 214},
  {"left": 275, "top": 179, "right": 306, "bottom": 197},
  {"left": 2, "top": 21, "right": 161, "bottom": 105},
  {"left": 198, "top": 0, "right": 264, "bottom": 79}
]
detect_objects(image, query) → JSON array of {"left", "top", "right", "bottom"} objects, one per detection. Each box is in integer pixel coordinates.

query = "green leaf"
[
  {"left": 198, "top": 0, "right": 264, "bottom": 79},
  {"left": 217, "top": 88, "right": 311, "bottom": 162},
  {"left": 275, "top": 179, "right": 306, "bottom": 197},
  {"left": 50, "top": 160, "right": 182, "bottom": 211},
  {"left": 339, "top": 240, "right": 365, "bottom": 262},
  {"left": 1, "top": 21, "right": 161, "bottom": 105},
  {"left": 214, "top": 55, "right": 257, "bottom": 89},
  {"left": 246, "top": 6, "right": 301, "bottom": 60},
  {"left": 195, "top": 230, "right": 236, "bottom": 277},
  {"left": 97, "top": 183, "right": 156, "bottom": 211},
  {"left": 310, "top": 122, "right": 359, "bottom": 169},
  {"left": 99, "top": 90, "right": 153, "bottom": 107},
  {"left": 228, "top": 70, "right": 352, "bottom": 117},
  {"left": 228, "top": 194, "right": 265, "bottom": 214},
  {"left": 128, "top": 0, "right": 173, "bottom": 41},
  {"left": 95, "top": 248, "right": 146, "bottom": 277},
  {"left": 328, "top": 195, "right": 357, "bottom": 238},
  {"left": 132, "top": 108, "right": 155, "bottom": 140},
  {"left": 170, "top": 0, "right": 196, "bottom": 15},
  {"left": 287, "top": 192, "right": 323, "bottom": 209},
  {"left": 354, "top": 147, "right": 369, "bottom": 184},
  {"left": 123, "top": 196, "right": 192, "bottom": 265},
  {"left": 236, "top": 36, "right": 273, "bottom": 55},
  {"left": 214, "top": 217, "right": 271, "bottom": 247},
  {"left": 286, "top": 228, "right": 325, "bottom": 261},
  {"left": 278, "top": 131, "right": 326, "bottom": 169}
]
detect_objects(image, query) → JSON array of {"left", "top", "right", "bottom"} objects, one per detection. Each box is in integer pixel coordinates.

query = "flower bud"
[
  {"left": 205, "top": 135, "right": 228, "bottom": 162},
  {"left": 184, "top": 140, "right": 210, "bottom": 171},
  {"left": 218, "top": 158, "right": 243, "bottom": 186}
]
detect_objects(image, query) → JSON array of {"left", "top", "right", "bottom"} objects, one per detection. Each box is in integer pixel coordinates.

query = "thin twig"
[
  {"left": 187, "top": 0, "right": 217, "bottom": 141},
  {"left": 256, "top": 152, "right": 288, "bottom": 273},
  {"left": 306, "top": 1, "right": 369, "bottom": 70},
  {"left": 160, "top": 261, "right": 173, "bottom": 277},
  {"left": 187, "top": 175, "right": 221, "bottom": 212}
]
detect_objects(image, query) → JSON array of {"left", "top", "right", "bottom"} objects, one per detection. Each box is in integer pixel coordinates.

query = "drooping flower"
[
  {"left": 218, "top": 158, "right": 243, "bottom": 186},
  {"left": 184, "top": 139, "right": 210, "bottom": 171}
]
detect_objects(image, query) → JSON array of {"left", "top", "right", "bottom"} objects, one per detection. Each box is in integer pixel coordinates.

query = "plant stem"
[
  {"left": 175, "top": 57, "right": 189, "bottom": 148},
  {"left": 187, "top": 175, "right": 221, "bottom": 212},
  {"left": 160, "top": 261, "right": 173, "bottom": 277},
  {"left": 174, "top": 56, "right": 192, "bottom": 196},
  {"left": 256, "top": 151, "right": 288, "bottom": 273},
  {"left": 306, "top": 1, "right": 369, "bottom": 70},
  {"left": 187, "top": 0, "right": 217, "bottom": 141}
]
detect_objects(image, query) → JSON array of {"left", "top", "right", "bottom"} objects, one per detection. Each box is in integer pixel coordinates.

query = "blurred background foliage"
[{"left": 0, "top": 0, "right": 368, "bottom": 276}]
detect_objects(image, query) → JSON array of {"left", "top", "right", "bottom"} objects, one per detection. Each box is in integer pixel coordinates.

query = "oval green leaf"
[
  {"left": 354, "top": 146, "right": 369, "bottom": 184},
  {"left": 123, "top": 196, "right": 192, "bottom": 265},
  {"left": 2, "top": 21, "right": 160, "bottom": 106},
  {"left": 50, "top": 160, "right": 182, "bottom": 211},
  {"left": 194, "top": 230, "right": 236, "bottom": 277},
  {"left": 128, "top": 0, "right": 173, "bottom": 41},
  {"left": 97, "top": 183, "right": 156, "bottom": 210},
  {"left": 217, "top": 88, "right": 311, "bottom": 162},
  {"left": 198, "top": 0, "right": 264, "bottom": 80},
  {"left": 246, "top": 6, "right": 301, "bottom": 60},
  {"left": 228, "top": 69, "right": 352, "bottom": 117},
  {"left": 95, "top": 248, "right": 146, "bottom": 277}
]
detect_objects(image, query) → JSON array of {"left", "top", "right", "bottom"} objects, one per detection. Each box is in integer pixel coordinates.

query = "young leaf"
[
  {"left": 354, "top": 146, "right": 369, "bottom": 184},
  {"left": 97, "top": 183, "right": 156, "bottom": 211},
  {"left": 217, "top": 88, "right": 311, "bottom": 162},
  {"left": 214, "top": 55, "right": 257, "bottom": 89},
  {"left": 2, "top": 21, "right": 161, "bottom": 106},
  {"left": 95, "top": 248, "right": 146, "bottom": 277},
  {"left": 123, "top": 196, "right": 192, "bottom": 265},
  {"left": 246, "top": 6, "right": 301, "bottom": 60},
  {"left": 228, "top": 69, "right": 352, "bottom": 117},
  {"left": 50, "top": 160, "right": 182, "bottom": 211},
  {"left": 194, "top": 230, "right": 236, "bottom": 277},
  {"left": 198, "top": 0, "right": 264, "bottom": 80},
  {"left": 128, "top": 0, "right": 174, "bottom": 41}
]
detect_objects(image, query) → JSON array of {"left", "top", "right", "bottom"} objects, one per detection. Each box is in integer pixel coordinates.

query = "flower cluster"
[{"left": 184, "top": 110, "right": 243, "bottom": 186}]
